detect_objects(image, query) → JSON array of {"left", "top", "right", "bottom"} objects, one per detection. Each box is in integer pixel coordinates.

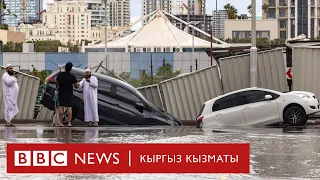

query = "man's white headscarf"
[
  {"left": 85, "top": 69, "right": 91, "bottom": 73},
  {"left": 5, "top": 64, "right": 12, "bottom": 68}
]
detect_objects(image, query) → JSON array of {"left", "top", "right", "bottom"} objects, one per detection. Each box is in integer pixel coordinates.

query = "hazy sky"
[{"left": 43, "top": 0, "right": 263, "bottom": 30}]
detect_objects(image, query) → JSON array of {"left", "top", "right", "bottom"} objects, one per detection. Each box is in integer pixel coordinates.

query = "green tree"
[
  {"left": 224, "top": 3, "right": 238, "bottom": 19},
  {"left": 27, "top": 40, "right": 64, "bottom": 52},
  {"left": 66, "top": 41, "right": 80, "bottom": 52},
  {"left": 0, "top": 1, "right": 17, "bottom": 18},
  {"left": 2, "top": 42, "right": 22, "bottom": 52},
  {"left": 156, "top": 63, "right": 181, "bottom": 80},
  {"left": 247, "top": 4, "right": 252, "bottom": 14},
  {"left": 262, "top": 3, "right": 270, "bottom": 18},
  {"left": 0, "top": 24, "right": 8, "bottom": 30}
]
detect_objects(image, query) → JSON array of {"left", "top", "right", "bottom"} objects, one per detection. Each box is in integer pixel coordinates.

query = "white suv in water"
[{"left": 196, "top": 87, "right": 320, "bottom": 127}]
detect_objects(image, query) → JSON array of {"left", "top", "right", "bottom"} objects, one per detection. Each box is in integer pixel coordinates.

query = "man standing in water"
[
  {"left": 2, "top": 64, "right": 19, "bottom": 127},
  {"left": 56, "top": 62, "right": 79, "bottom": 127},
  {"left": 79, "top": 69, "right": 99, "bottom": 126}
]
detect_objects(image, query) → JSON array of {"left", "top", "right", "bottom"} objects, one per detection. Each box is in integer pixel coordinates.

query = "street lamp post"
[
  {"left": 250, "top": 0, "right": 257, "bottom": 87},
  {"left": 104, "top": 0, "right": 109, "bottom": 70}
]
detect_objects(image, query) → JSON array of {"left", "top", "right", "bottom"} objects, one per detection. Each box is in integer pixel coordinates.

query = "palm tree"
[
  {"left": 224, "top": 3, "right": 238, "bottom": 19},
  {"left": 247, "top": 4, "right": 252, "bottom": 15},
  {"left": 262, "top": 3, "right": 270, "bottom": 18}
]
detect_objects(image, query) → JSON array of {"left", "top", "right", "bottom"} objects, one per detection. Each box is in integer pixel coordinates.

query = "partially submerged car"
[
  {"left": 196, "top": 87, "right": 320, "bottom": 127},
  {"left": 41, "top": 67, "right": 182, "bottom": 126}
]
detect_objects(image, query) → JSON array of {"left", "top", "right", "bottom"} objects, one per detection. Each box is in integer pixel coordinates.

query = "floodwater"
[{"left": 0, "top": 124, "right": 320, "bottom": 180}]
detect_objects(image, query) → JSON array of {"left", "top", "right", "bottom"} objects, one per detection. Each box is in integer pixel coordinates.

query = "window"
[
  {"left": 279, "top": 9, "right": 286, "bottom": 17},
  {"left": 240, "top": 90, "right": 267, "bottom": 105},
  {"left": 212, "top": 94, "right": 242, "bottom": 112},
  {"left": 116, "top": 86, "right": 141, "bottom": 104},
  {"left": 98, "top": 81, "right": 112, "bottom": 96},
  {"left": 280, "top": 20, "right": 287, "bottom": 28},
  {"left": 280, "top": 31, "right": 287, "bottom": 40},
  {"left": 240, "top": 90, "right": 279, "bottom": 105}
]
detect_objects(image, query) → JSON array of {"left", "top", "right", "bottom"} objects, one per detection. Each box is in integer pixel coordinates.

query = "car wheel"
[{"left": 284, "top": 106, "right": 307, "bottom": 126}]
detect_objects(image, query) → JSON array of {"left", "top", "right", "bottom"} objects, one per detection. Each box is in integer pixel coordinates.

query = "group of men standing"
[{"left": 2, "top": 62, "right": 99, "bottom": 127}]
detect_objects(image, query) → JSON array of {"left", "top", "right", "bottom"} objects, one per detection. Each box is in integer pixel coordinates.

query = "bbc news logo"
[
  {"left": 7, "top": 143, "right": 250, "bottom": 174},
  {"left": 14, "top": 151, "right": 67, "bottom": 166}
]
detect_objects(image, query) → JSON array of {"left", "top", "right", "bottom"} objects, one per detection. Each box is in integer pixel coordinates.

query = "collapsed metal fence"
[
  {"left": 292, "top": 47, "right": 320, "bottom": 98},
  {"left": 137, "top": 84, "right": 164, "bottom": 110},
  {"left": 138, "top": 66, "right": 223, "bottom": 121},
  {"left": 0, "top": 66, "right": 40, "bottom": 120},
  {"left": 219, "top": 48, "right": 288, "bottom": 93},
  {"left": 36, "top": 49, "right": 288, "bottom": 121},
  {"left": 138, "top": 49, "right": 288, "bottom": 121}
]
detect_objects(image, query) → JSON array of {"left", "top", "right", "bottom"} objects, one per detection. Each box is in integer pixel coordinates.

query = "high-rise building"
[
  {"left": 42, "top": 0, "right": 92, "bottom": 44},
  {"left": 212, "top": 10, "right": 228, "bottom": 39},
  {"left": 142, "top": 0, "right": 205, "bottom": 24},
  {"left": 142, "top": 0, "right": 209, "bottom": 39},
  {"left": 109, "top": 0, "right": 130, "bottom": 27},
  {"left": 0, "top": 0, "right": 43, "bottom": 26},
  {"left": 84, "top": 0, "right": 109, "bottom": 27},
  {"left": 263, "top": 0, "right": 319, "bottom": 39}
]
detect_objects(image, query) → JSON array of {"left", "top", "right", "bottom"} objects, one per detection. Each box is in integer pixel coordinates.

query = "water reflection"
[
  {"left": 282, "top": 127, "right": 306, "bottom": 133},
  {"left": 84, "top": 128, "right": 99, "bottom": 142},
  {"left": 1, "top": 126, "right": 320, "bottom": 179}
]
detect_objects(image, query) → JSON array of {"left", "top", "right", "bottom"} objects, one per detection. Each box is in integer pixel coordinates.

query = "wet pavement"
[{"left": 0, "top": 123, "right": 320, "bottom": 179}]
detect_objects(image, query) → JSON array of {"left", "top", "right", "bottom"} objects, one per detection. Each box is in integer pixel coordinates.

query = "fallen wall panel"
[
  {"left": 36, "top": 105, "right": 54, "bottom": 120},
  {"left": 0, "top": 67, "right": 40, "bottom": 120},
  {"left": 159, "top": 66, "right": 223, "bottom": 121},
  {"left": 292, "top": 47, "right": 320, "bottom": 98},
  {"left": 137, "top": 84, "right": 164, "bottom": 110},
  {"left": 219, "top": 49, "right": 288, "bottom": 93}
]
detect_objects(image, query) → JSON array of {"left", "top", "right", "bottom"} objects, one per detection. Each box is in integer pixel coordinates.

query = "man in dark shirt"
[{"left": 56, "top": 62, "right": 79, "bottom": 127}]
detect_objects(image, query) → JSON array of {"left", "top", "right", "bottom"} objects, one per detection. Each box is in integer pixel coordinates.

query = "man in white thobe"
[
  {"left": 2, "top": 64, "right": 19, "bottom": 127},
  {"left": 79, "top": 69, "right": 99, "bottom": 126}
]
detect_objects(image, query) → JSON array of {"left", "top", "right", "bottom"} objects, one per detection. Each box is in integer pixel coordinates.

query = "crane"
[{"left": 22, "top": 0, "right": 26, "bottom": 22}]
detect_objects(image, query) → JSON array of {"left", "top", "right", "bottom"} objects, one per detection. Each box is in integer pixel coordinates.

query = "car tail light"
[{"left": 197, "top": 116, "right": 204, "bottom": 124}]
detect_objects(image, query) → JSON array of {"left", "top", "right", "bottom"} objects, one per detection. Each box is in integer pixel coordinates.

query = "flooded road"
[{"left": 0, "top": 124, "right": 319, "bottom": 179}]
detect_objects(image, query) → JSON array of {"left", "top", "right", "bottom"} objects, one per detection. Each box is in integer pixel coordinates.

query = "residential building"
[
  {"left": 41, "top": 1, "right": 92, "bottom": 44},
  {"left": 109, "top": 0, "right": 130, "bottom": 28},
  {"left": 17, "top": 23, "right": 60, "bottom": 42},
  {"left": 0, "top": 28, "right": 25, "bottom": 44},
  {"left": 212, "top": 10, "right": 228, "bottom": 39},
  {"left": 17, "top": 23, "right": 119, "bottom": 44},
  {"left": 263, "top": 0, "right": 320, "bottom": 39},
  {"left": 143, "top": 0, "right": 209, "bottom": 38},
  {"left": 168, "top": 14, "right": 212, "bottom": 39},
  {"left": 0, "top": 0, "right": 43, "bottom": 26},
  {"left": 142, "top": 0, "right": 206, "bottom": 24},
  {"left": 224, "top": 19, "right": 279, "bottom": 40},
  {"left": 84, "top": 0, "right": 109, "bottom": 27}
]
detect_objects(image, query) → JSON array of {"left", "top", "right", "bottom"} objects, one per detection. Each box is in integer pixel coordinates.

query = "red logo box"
[{"left": 7, "top": 143, "right": 250, "bottom": 174}]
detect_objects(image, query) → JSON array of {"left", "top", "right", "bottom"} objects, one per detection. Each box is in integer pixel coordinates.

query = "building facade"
[
  {"left": 17, "top": 22, "right": 119, "bottom": 44},
  {"left": 84, "top": 0, "right": 109, "bottom": 27},
  {"left": 263, "top": 0, "right": 320, "bottom": 39},
  {"left": 0, "top": 0, "right": 43, "bottom": 26},
  {"left": 142, "top": 0, "right": 205, "bottom": 24},
  {"left": 0, "top": 29, "right": 25, "bottom": 44},
  {"left": 224, "top": 19, "right": 279, "bottom": 40},
  {"left": 41, "top": 1, "right": 92, "bottom": 44},
  {"left": 109, "top": 0, "right": 130, "bottom": 28},
  {"left": 212, "top": 10, "right": 228, "bottom": 39}
]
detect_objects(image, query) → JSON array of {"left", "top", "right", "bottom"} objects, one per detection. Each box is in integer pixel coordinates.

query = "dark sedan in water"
[{"left": 41, "top": 67, "right": 182, "bottom": 126}]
